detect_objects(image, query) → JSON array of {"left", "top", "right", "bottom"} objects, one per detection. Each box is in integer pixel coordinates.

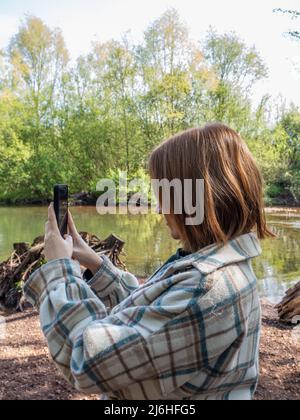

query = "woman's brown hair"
[{"left": 149, "top": 123, "right": 275, "bottom": 252}]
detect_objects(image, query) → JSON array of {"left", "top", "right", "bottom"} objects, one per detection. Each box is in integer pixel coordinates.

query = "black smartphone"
[{"left": 54, "top": 185, "right": 69, "bottom": 237}]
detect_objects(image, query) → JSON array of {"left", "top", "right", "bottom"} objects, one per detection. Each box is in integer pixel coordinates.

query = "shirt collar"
[{"left": 191, "top": 232, "right": 262, "bottom": 275}]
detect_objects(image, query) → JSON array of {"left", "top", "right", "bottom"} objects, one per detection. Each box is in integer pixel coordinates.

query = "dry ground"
[{"left": 0, "top": 301, "right": 299, "bottom": 400}]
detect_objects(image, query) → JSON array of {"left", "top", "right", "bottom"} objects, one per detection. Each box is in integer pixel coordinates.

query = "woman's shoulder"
[
  {"left": 163, "top": 233, "right": 261, "bottom": 309},
  {"left": 198, "top": 262, "right": 259, "bottom": 310}
]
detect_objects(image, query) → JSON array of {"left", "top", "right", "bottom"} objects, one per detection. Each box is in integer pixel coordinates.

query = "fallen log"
[
  {"left": 0, "top": 233, "right": 126, "bottom": 314},
  {"left": 276, "top": 281, "right": 300, "bottom": 324}
]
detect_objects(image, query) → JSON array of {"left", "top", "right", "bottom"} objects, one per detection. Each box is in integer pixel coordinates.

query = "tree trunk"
[
  {"left": 276, "top": 282, "right": 300, "bottom": 324},
  {"left": 0, "top": 233, "right": 126, "bottom": 314}
]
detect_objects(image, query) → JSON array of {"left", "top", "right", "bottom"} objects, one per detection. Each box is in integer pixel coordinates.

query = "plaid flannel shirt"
[{"left": 24, "top": 232, "right": 262, "bottom": 400}]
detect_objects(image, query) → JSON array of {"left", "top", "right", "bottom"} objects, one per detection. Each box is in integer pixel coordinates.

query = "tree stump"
[
  {"left": 0, "top": 233, "right": 126, "bottom": 313},
  {"left": 276, "top": 282, "right": 300, "bottom": 324}
]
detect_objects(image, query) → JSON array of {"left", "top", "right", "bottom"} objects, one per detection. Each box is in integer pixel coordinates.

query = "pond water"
[{"left": 0, "top": 206, "right": 299, "bottom": 304}]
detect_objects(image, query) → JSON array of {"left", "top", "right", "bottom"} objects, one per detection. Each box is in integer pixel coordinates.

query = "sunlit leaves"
[{"left": 0, "top": 9, "right": 298, "bottom": 205}]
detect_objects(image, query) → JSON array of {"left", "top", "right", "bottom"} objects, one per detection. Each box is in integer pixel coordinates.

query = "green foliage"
[
  {"left": 0, "top": 11, "right": 298, "bottom": 205},
  {"left": 272, "top": 109, "right": 300, "bottom": 199},
  {"left": 0, "top": 92, "right": 31, "bottom": 202}
]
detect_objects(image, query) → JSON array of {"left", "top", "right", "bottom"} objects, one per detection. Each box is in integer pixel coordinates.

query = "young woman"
[{"left": 24, "top": 123, "right": 274, "bottom": 400}]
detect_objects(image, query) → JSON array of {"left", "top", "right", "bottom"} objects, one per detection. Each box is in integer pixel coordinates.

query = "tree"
[
  {"left": 91, "top": 38, "right": 139, "bottom": 173},
  {"left": 274, "top": 109, "right": 300, "bottom": 199},
  {"left": 266, "top": 8, "right": 300, "bottom": 203},
  {"left": 202, "top": 29, "right": 268, "bottom": 126},
  {"left": 0, "top": 10, "right": 296, "bottom": 205},
  {"left": 136, "top": 8, "right": 215, "bottom": 143},
  {"left": 7, "top": 16, "right": 70, "bottom": 198},
  {"left": 0, "top": 92, "right": 31, "bottom": 202},
  {"left": 203, "top": 29, "right": 268, "bottom": 91},
  {"left": 9, "top": 16, "right": 69, "bottom": 131}
]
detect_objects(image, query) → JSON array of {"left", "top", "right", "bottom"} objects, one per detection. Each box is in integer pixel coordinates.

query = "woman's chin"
[
  {"left": 170, "top": 231, "right": 181, "bottom": 241},
  {"left": 165, "top": 221, "right": 181, "bottom": 240}
]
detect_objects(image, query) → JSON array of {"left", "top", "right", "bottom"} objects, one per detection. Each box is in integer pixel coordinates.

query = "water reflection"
[
  {"left": 0, "top": 206, "right": 299, "bottom": 303},
  {"left": 253, "top": 214, "right": 300, "bottom": 303}
]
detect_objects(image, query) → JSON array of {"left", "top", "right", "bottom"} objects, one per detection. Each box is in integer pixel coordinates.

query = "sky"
[{"left": 0, "top": 0, "right": 300, "bottom": 108}]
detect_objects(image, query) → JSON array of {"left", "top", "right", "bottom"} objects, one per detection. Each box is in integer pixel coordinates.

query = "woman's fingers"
[
  {"left": 68, "top": 210, "right": 79, "bottom": 236},
  {"left": 47, "top": 203, "right": 60, "bottom": 235},
  {"left": 45, "top": 221, "right": 50, "bottom": 238}
]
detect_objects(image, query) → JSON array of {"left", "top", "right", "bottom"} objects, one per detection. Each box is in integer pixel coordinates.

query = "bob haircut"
[{"left": 149, "top": 123, "right": 274, "bottom": 252}]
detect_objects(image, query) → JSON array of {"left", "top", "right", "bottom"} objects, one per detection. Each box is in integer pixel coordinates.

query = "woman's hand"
[
  {"left": 44, "top": 204, "right": 74, "bottom": 262},
  {"left": 68, "top": 210, "right": 103, "bottom": 275}
]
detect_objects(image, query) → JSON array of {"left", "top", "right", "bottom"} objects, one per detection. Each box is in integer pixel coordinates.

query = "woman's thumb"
[{"left": 64, "top": 234, "right": 73, "bottom": 246}]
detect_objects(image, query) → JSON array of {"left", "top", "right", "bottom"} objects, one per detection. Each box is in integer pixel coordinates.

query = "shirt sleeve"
[
  {"left": 23, "top": 259, "right": 163, "bottom": 396},
  {"left": 23, "top": 259, "right": 248, "bottom": 398},
  {"left": 84, "top": 255, "right": 140, "bottom": 311}
]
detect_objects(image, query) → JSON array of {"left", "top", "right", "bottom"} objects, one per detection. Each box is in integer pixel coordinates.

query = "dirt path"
[
  {"left": 0, "top": 309, "right": 98, "bottom": 400},
  {"left": 255, "top": 301, "right": 300, "bottom": 400},
  {"left": 0, "top": 301, "right": 299, "bottom": 400}
]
